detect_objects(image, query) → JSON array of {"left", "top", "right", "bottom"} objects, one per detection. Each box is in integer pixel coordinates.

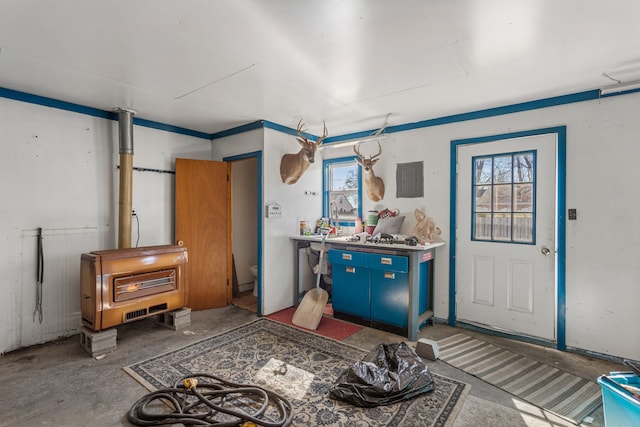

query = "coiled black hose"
[{"left": 127, "top": 373, "right": 294, "bottom": 426}]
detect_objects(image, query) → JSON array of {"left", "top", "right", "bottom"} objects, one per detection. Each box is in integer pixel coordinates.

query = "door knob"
[{"left": 541, "top": 246, "right": 551, "bottom": 255}]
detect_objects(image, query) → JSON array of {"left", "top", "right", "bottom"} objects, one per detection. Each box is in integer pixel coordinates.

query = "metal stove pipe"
[{"left": 115, "top": 107, "right": 136, "bottom": 249}]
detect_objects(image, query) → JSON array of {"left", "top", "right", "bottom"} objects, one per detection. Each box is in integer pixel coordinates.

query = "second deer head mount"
[
  {"left": 280, "top": 119, "right": 328, "bottom": 185},
  {"left": 354, "top": 141, "right": 385, "bottom": 202}
]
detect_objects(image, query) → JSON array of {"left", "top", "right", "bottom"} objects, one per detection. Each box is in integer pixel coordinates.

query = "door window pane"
[
  {"left": 493, "top": 156, "right": 512, "bottom": 183},
  {"left": 474, "top": 158, "right": 492, "bottom": 184},
  {"left": 472, "top": 151, "right": 536, "bottom": 244},
  {"left": 513, "top": 183, "right": 533, "bottom": 212},
  {"left": 492, "top": 213, "right": 512, "bottom": 241},
  {"left": 474, "top": 213, "right": 492, "bottom": 239},
  {"left": 475, "top": 186, "right": 491, "bottom": 211},
  {"left": 493, "top": 184, "right": 512, "bottom": 212}
]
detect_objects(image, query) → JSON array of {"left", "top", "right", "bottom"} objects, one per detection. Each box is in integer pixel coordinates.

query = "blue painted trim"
[
  {"left": 133, "top": 117, "right": 211, "bottom": 140},
  {"left": 556, "top": 127, "right": 567, "bottom": 351},
  {"left": 263, "top": 120, "right": 300, "bottom": 137},
  {"left": 212, "top": 120, "right": 321, "bottom": 141},
  {"left": 450, "top": 126, "right": 567, "bottom": 350},
  {"left": 1, "top": 87, "right": 114, "bottom": 119},
  {"left": 0, "top": 87, "right": 212, "bottom": 140},
  {"left": 265, "top": 120, "right": 324, "bottom": 141},
  {"left": 4, "top": 84, "right": 637, "bottom": 145},
  {"left": 327, "top": 90, "right": 600, "bottom": 142},
  {"left": 212, "top": 121, "right": 264, "bottom": 139},
  {"left": 448, "top": 143, "right": 457, "bottom": 326},
  {"left": 223, "top": 150, "right": 263, "bottom": 316}
]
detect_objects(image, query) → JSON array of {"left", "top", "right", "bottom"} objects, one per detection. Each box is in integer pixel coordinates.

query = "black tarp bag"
[{"left": 329, "top": 342, "right": 434, "bottom": 407}]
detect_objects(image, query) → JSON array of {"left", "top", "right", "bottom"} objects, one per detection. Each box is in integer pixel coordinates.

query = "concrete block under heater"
[
  {"left": 156, "top": 307, "right": 191, "bottom": 330},
  {"left": 80, "top": 326, "right": 117, "bottom": 357},
  {"left": 416, "top": 338, "right": 440, "bottom": 361}
]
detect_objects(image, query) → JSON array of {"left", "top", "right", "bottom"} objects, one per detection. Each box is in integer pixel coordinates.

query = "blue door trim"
[
  {"left": 449, "top": 126, "right": 567, "bottom": 350},
  {"left": 223, "top": 151, "right": 263, "bottom": 316}
]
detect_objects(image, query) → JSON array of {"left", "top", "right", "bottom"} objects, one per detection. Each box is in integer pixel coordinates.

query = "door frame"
[
  {"left": 449, "top": 126, "right": 567, "bottom": 350},
  {"left": 224, "top": 151, "right": 263, "bottom": 316}
]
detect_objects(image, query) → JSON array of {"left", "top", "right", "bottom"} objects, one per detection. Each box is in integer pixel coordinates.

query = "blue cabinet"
[
  {"left": 329, "top": 250, "right": 370, "bottom": 319},
  {"left": 370, "top": 257, "right": 409, "bottom": 329},
  {"left": 329, "top": 249, "right": 430, "bottom": 335}
]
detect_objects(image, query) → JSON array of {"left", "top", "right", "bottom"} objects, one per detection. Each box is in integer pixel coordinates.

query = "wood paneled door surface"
[{"left": 175, "top": 158, "right": 231, "bottom": 310}]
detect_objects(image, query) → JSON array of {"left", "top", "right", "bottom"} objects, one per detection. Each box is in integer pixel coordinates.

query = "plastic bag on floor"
[{"left": 329, "top": 342, "right": 434, "bottom": 407}]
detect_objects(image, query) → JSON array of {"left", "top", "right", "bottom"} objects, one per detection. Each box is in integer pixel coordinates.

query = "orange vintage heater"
[{"left": 80, "top": 245, "right": 188, "bottom": 331}]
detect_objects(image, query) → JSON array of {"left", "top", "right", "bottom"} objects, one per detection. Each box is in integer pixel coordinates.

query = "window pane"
[
  {"left": 513, "top": 183, "right": 533, "bottom": 212},
  {"left": 326, "top": 159, "right": 360, "bottom": 222},
  {"left": 514, "top": 153, "right": 534, "bottom": 183},
  {"left": 474, "top": 158, "right": 492, "bottom": 184},
  {"left": 474, "top": 213, "right": 492, "bottom": 240},
  {"left": 493, "top": 184, "right": 511, "bottom": 212},
  {"left": 474, "top": 186, "right": 491, "bottom": 211},
  {"left": 492, "top": 213, "right": 511, "bottom": 241},
  {"left": 330, "top": 164, "right": 358, "bottom": 191},
  {"left": 513, "top": 214, "right": 534, "bottom": 243},
  {"left": 493, "top": 156, "right": 512, "bottom": 183},
  {"left": 330, "top": 191, "right": 357, "bottom": 219}
]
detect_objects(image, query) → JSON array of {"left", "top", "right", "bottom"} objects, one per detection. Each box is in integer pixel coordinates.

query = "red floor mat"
[{"left": 266, "top": 306, "right": 362, "bottom": 341}]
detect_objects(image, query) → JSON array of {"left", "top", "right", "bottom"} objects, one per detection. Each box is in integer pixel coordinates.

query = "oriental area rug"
[
  {"left": 124, "top": 318, "right": 468, "bottom": 427},
  {"left": 438, "top": 333, "right": 602, "bottom": 425}
]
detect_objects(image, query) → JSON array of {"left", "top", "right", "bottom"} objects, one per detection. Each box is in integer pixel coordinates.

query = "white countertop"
[{"left": 290, "top": 234, "right": 445, "bottom": 252}]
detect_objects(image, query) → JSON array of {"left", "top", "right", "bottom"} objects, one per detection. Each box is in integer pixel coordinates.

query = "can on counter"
[
  {"left": 299, "top": 220, "right": 307, "bottom": 235},
  {"left": 366, "top": 210, "right": 379, "bottom": 235}
]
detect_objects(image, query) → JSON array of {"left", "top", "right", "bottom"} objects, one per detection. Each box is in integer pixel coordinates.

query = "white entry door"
[{"left": 455, "top": 133, "right": 557, "bottom": 341}]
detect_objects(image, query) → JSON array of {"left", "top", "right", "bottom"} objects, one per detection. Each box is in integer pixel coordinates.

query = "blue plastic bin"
[{"left": 597, "top": 372, "right": 640, "bottom": 427}]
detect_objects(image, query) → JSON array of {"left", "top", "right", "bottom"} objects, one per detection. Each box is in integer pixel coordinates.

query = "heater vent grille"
[
  {"left": 114, "top": 269, "right": 177, "bottom": 302},
  {"left": 125, "top": 309, "right": 148, "bottom": 321}
]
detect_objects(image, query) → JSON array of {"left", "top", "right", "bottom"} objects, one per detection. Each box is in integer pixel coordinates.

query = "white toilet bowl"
[{"left": 249, "top": 265, "right": 258, "bottom": 296}]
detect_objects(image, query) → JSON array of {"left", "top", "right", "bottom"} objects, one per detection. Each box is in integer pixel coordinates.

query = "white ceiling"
[{"left": 1, "top": 0, "right": 640, "bottom": 137}]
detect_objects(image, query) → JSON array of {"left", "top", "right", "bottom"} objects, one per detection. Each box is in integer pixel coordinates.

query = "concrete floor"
[{"left": 0, "top": 305, "right": 624, "bottom": 427}]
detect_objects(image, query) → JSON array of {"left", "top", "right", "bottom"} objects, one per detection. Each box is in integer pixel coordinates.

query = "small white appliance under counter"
[{"left": 291, "top": 235, "right": 445, "bottom": 340}]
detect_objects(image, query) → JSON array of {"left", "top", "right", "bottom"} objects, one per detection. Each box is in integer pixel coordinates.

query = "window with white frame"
[{"left": 323, "top": 157, "right": 362, "bottom": 223}]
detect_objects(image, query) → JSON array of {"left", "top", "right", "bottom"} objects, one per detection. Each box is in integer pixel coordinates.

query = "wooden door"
[{"left": 175, "top": 158, "right": 230, "bottom": 310}]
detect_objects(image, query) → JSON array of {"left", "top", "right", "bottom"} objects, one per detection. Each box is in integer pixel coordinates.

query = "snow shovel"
[{"left": 292, "top": 229, "right": 330, "bottom": 330}]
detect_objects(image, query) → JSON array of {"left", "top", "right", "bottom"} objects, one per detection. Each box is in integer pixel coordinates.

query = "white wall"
[
  {"left": 0, "top": 98, "right": 211, "bottom": 354},
  {"left": 325, "top": 93, "right": 640, "bottom": 360},
  {"left": 3, "top": 90, "right": 639, "bottom": 360},
  {"left": 212, "top": 128, "right": 322, "bottom": 315}
]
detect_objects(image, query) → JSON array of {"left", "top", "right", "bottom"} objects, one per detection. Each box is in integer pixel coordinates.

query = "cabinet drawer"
[
  {"left": 367, "top": 253, "right": 408, "bottom": 272},
  {"left": 328, "top": 249, "right": 368, "bottom": 268}
]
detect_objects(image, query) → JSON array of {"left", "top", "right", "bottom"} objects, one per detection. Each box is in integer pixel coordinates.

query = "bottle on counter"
[{"left": 355, "top": 216, "right": 363, "bottom": 234}]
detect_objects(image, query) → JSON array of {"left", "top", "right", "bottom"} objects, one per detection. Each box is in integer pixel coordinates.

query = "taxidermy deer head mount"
[
  {"left": 280, "top": 119, "right": 328, "bottom": 185},
  {"left": 354, "top": 141, "right": 385, "bottom": 202}
]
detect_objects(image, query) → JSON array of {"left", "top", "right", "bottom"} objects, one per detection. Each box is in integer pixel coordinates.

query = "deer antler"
[
  {"left": 370, "top": 141, "right": 382, "bottom": 161},
  {"left": 353, "top": 144, "right": 363, "bottom": 158},
  {"left": 353, "top": 141, "right": 382, "bottom": 161},
  {"left": 295, "top": 119, "right": 308, "bottom": 144},
  {"left": 315, "top": 121, "right": 328, "bottom": 146}
]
